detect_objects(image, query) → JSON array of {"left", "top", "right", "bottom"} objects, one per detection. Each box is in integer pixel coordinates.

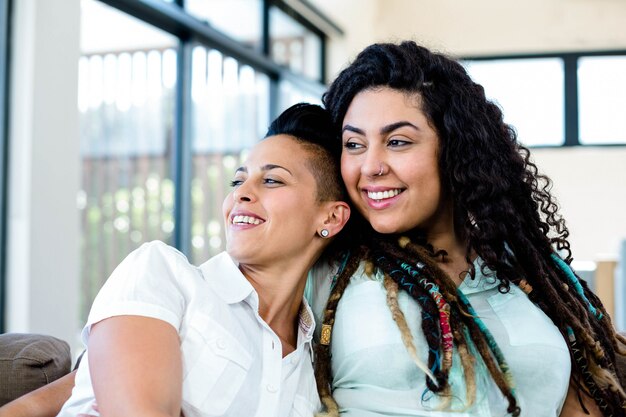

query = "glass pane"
[
  {"left": 463, "top": 58, "right": 565, "bottom": 146},
  {"left": 185, "top": 0, "right": 262, "bottom": 50},
  {"left": 578, "top": 56, "right": 626, "bottom": 145},
  {"left": 278, "top": 79, "right": 323, "bottom": 114},
  {"left": 189, "top": 45, "right": 271, "bottom": 264},
  {"left": 79, "top": 0, "right": 178, "bottom": 321},
  {"left": 270, "top": 7, "right": 322, "bottom": 81}
]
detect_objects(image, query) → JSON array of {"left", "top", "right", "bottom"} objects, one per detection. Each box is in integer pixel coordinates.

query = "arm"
[
  {"left": 0, "top": 371, "right": 76, "bottom": 417},
  {"left": 88, "top": 315, "right": 182, "bottom": 417},
  {"left": 559, "top": 379, "right": 603, "bottom": 417}
]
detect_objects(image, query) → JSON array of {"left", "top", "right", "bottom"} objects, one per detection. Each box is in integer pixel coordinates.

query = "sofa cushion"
[{"left": 0, "top": 333, "right": 71, "bottom": 406}]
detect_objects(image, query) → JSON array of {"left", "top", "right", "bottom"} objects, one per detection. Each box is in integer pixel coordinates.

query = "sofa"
[{"left": 0, "top": 333, "right": 72, "bottom": 406}]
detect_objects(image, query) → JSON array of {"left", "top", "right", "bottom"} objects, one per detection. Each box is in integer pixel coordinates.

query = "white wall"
[
  {"left": 316, "top": 0, "right": 626, "bottom": 58},
  {"left": 6, "top": 0, "right": 81, "bottom": 348},
  {"left": 532, "top": 147, "right": 626, "bottom": 262}
]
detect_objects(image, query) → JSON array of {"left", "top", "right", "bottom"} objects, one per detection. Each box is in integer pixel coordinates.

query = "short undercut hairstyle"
[{"left": 265, "top": 103, "right": 345, "bottom": 202}]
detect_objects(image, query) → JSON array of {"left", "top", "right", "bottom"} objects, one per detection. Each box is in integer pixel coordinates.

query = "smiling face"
[
  {"left": 222, "top": 134, "right": 333, "bottom": 266},
  {"left": 340, "top": 87, "right": 451, "bottom": 235}
]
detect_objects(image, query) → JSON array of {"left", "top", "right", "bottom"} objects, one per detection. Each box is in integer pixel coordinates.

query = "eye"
[
  {"left": 343, "top": 140, "right": 365, "bottom": 150},
  {"left": 263, "top": 177, "right": 284, "bottom": 186},
  {"left": 388, "top": 137, "right": 410, "bottom": 147},
  {"left": 229, "top": 179, "right": 244, "bottom": 187}
]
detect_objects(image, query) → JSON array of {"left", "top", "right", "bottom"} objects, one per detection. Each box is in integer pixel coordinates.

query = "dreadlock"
[{"left": 314, "top": 41, "right": 626, "bottom": 416}]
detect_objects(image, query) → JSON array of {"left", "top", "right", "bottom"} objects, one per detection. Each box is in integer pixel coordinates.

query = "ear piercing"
[{"left": 320, "top": 229, "right": 330, "bottom": 238}]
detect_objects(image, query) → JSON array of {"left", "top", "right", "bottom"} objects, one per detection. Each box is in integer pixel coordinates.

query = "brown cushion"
[{"left": 0, "top": 333, "right": 71, "bottom": 406}]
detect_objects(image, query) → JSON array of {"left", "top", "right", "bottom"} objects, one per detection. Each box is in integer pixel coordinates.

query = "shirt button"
[
  {"left": 266, "top": 383, "right": 278, "bottom": 393},
  {"left": 216, "top": 338, "right": 227, "bottom": 350}
]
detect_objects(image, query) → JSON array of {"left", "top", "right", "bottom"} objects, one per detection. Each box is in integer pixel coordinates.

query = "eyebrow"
[
  {"left": 235, "top": 164, "right": 292, "bottom": 175},
  {"left": 342, "top": 121, "right": 419, "bottom": 136}
]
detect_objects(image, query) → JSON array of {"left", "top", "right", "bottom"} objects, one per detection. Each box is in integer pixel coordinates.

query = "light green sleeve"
[{"left": 305, "top": 259, "right": 335, "bottom": 341}]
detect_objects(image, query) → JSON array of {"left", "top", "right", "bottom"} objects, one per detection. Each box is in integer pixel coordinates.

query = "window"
[
  {"left": 185, "top": 0, "right": 263, "bottom": 50},
  {"left": 463, "top": 51, "right": 626, "bottom": 147},
  {"left": 76, "top": 0, "right": 333, "bottom": 323},
  {"left": 79, "top": 0, "right": 178, "bottom": 320},
  {"left": 464, "top": 58, "right": 565, "bottom": 146},
  {"left": 270, "top": 6, "right": 323, "bottom": 81},
  {"left": 189, "top": 46, "right": 270, "bottom": 263},
  {"left": 578, "top": 56, "right": 626, "bottom": 145}
]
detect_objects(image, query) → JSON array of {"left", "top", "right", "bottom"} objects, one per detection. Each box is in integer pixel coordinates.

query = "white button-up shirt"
[{"left": 58, "top": 241, "right": 321, "bottom": 417}]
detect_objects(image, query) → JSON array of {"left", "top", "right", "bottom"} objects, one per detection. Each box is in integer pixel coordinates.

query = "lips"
[
  {"left": 229, "top": 212, "right": 265, "bottom": 225},
  {"left": 360, "top": 186, "right": 405, "bottom": 210},
  {"left": 366, "top": 188, "right": 403, "bottom": 202}
]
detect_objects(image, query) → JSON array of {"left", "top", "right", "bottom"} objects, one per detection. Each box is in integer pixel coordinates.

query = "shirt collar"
[
  {"left": 198, "top": 251, "right": 255, "bottom": 304},
  {"left": 199, "top": 252, "right": 317, "bottom": 341}
]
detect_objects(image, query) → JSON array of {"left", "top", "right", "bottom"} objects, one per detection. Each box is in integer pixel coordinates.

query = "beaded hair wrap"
[
  {"left": 393, "top": 237, "right": 522, "bottom": 412},
  {"left": 551, "top": 254, "right": 602, "bottom": 320},
  {"left": 455, "top": 289, "right": 516, "bottom": 393},
  {"left": 397, "top": 260, "right": 454, "bottom": 373},
  {"left": 373, "top": 253, "right": 446, "bottom": 390},
  {"left": 319, "top": 251, "right": 352, "bottom": 347},
  {"left": 566, "top": 327, "right": 616, "bottom": 416}
]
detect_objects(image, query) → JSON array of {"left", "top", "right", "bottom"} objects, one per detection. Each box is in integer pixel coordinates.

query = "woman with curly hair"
[{"left": 309, "top": 41, "right": 626, "bottom": 417}]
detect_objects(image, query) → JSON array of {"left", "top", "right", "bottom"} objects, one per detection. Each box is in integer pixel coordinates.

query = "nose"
[
  {"left": 362, "top": 144, "right": 386, "bottom": 178},
  {"left": 232, "top": 181, "right": 255, "bottom": 203}
]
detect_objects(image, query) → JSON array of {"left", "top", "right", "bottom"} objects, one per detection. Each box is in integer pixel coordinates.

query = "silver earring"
[{"left": 320, "top": 229, "right": 330, "bottom": 238}]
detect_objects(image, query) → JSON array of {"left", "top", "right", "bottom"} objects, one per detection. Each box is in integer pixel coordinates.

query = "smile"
[
  {"left": 366, "top": 188, "right": 403, "bottom": 202},
  {"left": 231, "top": 215, "right": 264, "bottom": 225}
]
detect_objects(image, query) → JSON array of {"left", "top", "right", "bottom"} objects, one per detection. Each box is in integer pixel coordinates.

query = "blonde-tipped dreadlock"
[{"left": 382, "top": 274, "right": 437, "bottom": 383}]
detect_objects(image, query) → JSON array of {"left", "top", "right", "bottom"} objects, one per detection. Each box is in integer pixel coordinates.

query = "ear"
[{"left": 318, "top": 201, "right": 350, "bottom": 238}]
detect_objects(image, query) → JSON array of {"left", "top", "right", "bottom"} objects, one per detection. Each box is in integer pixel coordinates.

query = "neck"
[
  {"left": 237, "top": 253, "right": 317, "bottom": 353},
  {"left": 423, "top": 206, "right": 473, "bottom": 285}
]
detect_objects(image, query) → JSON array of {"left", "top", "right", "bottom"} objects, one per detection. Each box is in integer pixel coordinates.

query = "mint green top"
[{"left": 306, "top": 259, "right": 570, "bottom": 417}]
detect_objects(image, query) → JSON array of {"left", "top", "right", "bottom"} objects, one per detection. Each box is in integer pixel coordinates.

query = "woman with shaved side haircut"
[{"left": 0, "top": 103, "right": 350, "bottom": 417}]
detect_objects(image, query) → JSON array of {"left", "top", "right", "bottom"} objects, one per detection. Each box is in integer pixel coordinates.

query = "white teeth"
[
  {"left": 367, "top": 189, "right": 402, "bottom": 201},
  {"left": 232, "top": 215, "right": 262, "bottom": 225}
]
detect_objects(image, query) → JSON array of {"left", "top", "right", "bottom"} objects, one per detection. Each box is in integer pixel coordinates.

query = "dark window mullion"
[
  {"left": 563, "top": 55, "right": 580, "bottom": 146},
  {"left": 173, "top": 40, "right": 193, "bottom": 256},
  {"left": 320, "top": 34, "right": 326, "bottom": 84},
  {"left": 269, "top": 74, "right": 280, "bottom": 122},
  {"left": 262, "top": 0, "right": 270, "bottom": 56}
]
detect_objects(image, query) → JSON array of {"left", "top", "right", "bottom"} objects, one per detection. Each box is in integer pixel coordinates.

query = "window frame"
[
  {"left": 0, "top": 0, "right": 12, "bottom": 333},
  {"left": 463, "top": 49, "right": 626, "bottom": 148}
]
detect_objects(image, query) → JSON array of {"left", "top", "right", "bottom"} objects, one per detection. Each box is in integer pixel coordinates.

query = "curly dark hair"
[{"left": 314, "top": 41, "right": 626, "bottom": 416}]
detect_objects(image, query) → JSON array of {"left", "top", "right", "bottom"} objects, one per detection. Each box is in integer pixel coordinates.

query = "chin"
[{"left": 369, "top": 219, "right": 402, "bottom": 235}]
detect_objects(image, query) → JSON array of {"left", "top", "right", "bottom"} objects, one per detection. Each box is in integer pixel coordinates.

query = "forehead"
[
  {"left": 244, "top": 134, "right": 312, "bottom": 168},
  {"left": 344, "top": 87, "right": 424, "bottom": 124}
]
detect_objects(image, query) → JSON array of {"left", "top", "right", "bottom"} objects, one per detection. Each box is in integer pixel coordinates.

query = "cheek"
[
  {"left": 222, "top": 194, "right": 233, "bottom": 220},
  {"left": 340, "top": 155, "right": 359, "bottom": 187}
]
